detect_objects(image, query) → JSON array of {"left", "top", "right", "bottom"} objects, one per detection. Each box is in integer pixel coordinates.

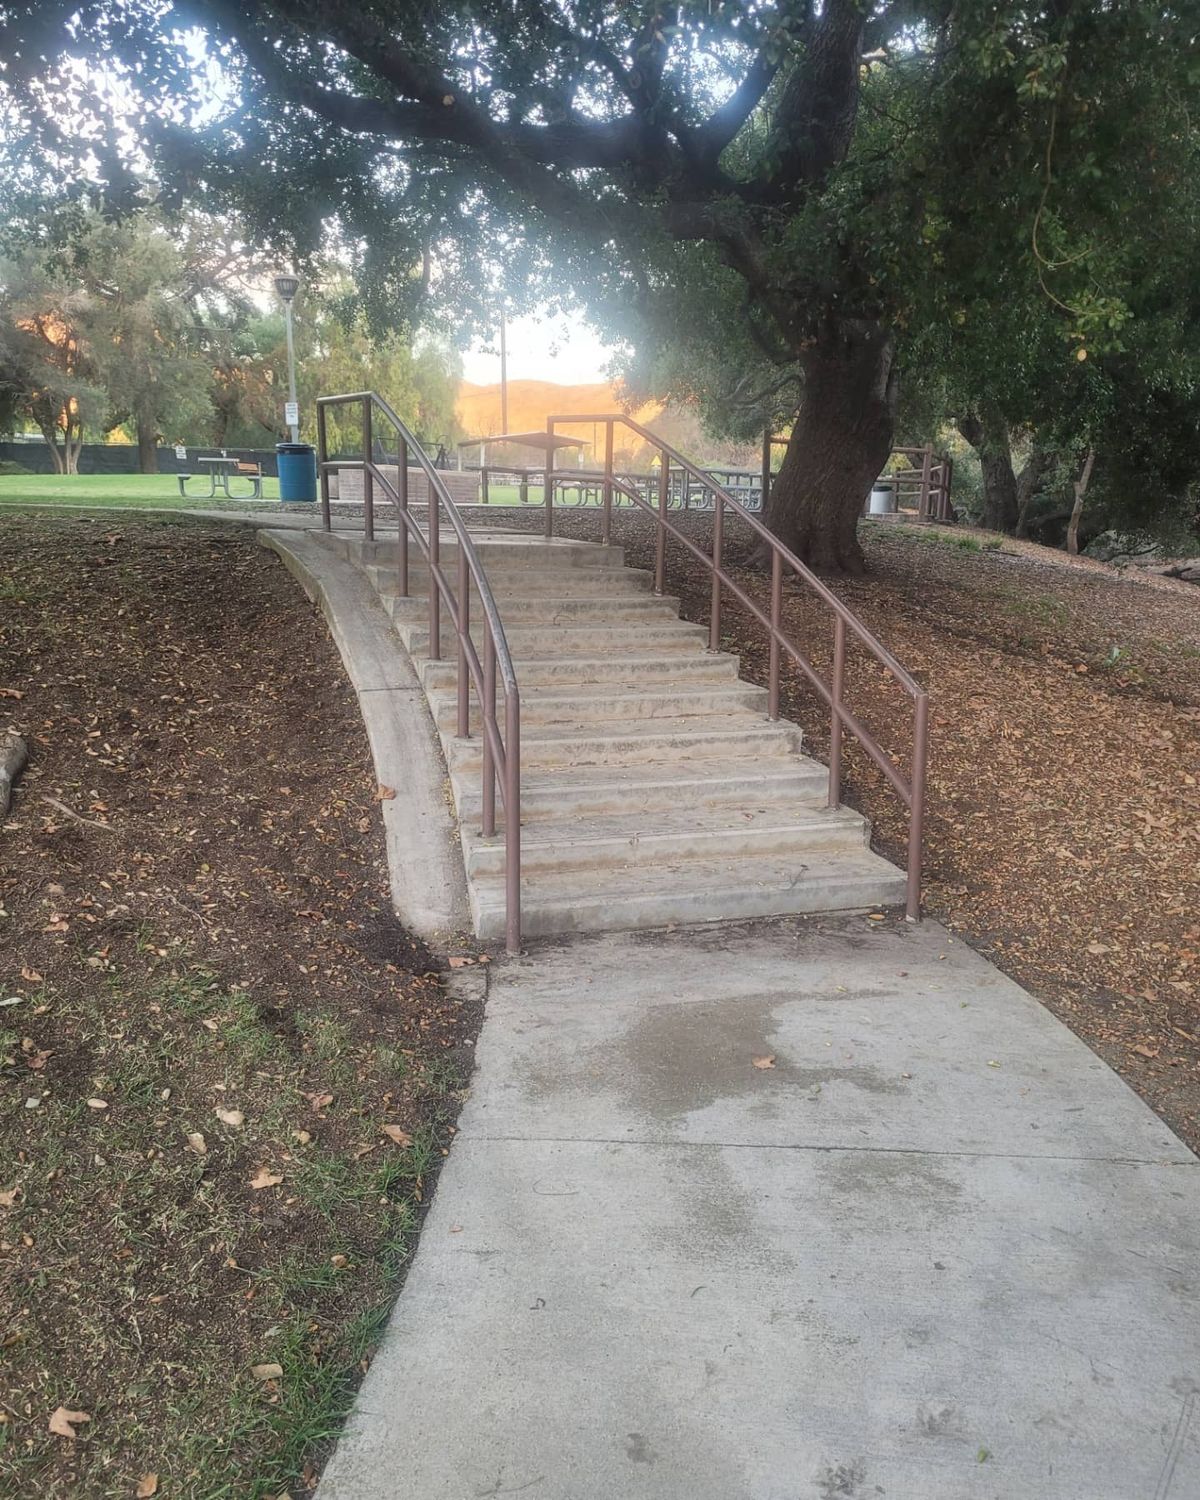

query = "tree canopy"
[{"left": 2, "top": 2, "right": 1198, "bottom": 563}]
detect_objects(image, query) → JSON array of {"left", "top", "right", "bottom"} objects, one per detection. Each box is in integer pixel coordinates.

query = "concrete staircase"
[{"left": 318, "top": 529, "right": 907, "bottom": 939}]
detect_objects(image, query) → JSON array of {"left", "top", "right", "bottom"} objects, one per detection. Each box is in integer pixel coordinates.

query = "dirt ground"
[
  {"left": 472, "top": 503, "right": 1200, "bottom": 1152},
  {"left": 0, "top": 513, "right": 481, "bottom": 1499}
]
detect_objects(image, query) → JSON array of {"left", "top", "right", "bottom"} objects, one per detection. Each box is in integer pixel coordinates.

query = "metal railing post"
[
  {"left": 907, "top": 693, "right": 929, "bottom": 920},
  {"left": 504, "top": 690, "right": 521, "bottom": 955},
  {"left": 397, "top": 437, "right": 409, "bottom": 597},
  {"left": 316, "top": 402, "right": 331, "bottom": 531},
  {"left": 429, "top": 477, "right": 441, "bottom": 661},
  {"left": 457, "top": 549, "right": 470, "bottom": 738},
  {"left": 768, "top": 551, "right": 782, "bottom": 720},
  {"left": 709, "top": 491, "right": 724, "bottom": 651},
  {"left": 482, "top": 633, "right": 496, "bottom": 838},
  {"left": 655, "top": 453, "right": 668, "bottom": 594},
  {"left": 602, "top": 420, "right": 614, "bottom": 545},
  {"left": 543, "top": 421, "right": 555, "bottom": 538},
  {"left": 481, "top": 466, "right": 490, "bottom": 505},
  {"left": 362, "top": 400, "right": 375, "bottom": 542},
  {"left": 920, "top": 444, "right": 934, "bottom": 519},
  {"left": 829, "top": 616, "right": 846, "bottom": 808}
]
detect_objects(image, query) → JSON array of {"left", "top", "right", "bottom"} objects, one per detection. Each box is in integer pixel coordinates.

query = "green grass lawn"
[{"left": 0, "top": 472, "right": 282, "bottom": 506}]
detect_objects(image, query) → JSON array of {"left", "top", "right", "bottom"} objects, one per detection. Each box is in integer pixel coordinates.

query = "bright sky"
[{"left": 461, "top": 309, "right": 619, "bottom": 386}]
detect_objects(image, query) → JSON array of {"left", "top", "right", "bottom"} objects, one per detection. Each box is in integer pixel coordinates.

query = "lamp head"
[{"left": 273, "top": 273, "right": 300, "bottom": 303}]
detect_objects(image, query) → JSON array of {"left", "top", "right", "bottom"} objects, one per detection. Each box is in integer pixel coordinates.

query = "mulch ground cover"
[
  {"left": 0, "top": 513, "right": 481, "bottom": 1499},
  {"left": 470, "top": 503, "right": 1200, "bottom": 1152}
]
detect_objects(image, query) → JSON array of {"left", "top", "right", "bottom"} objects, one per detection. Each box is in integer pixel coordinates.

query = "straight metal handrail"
[
  {"left": 545, "top": 413, "right": 929, "bottom": 920},
  {"left": 316, "top": 391, "right": 522, "bottom": 953}
]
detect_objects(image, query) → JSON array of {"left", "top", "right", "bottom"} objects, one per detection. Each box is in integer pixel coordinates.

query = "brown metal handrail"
[
  {"left": 316, "top": 391, "right": 522, "bottom": 953},
  {"left": 545, "top": 414, "right": 930, "bottom": 920}
]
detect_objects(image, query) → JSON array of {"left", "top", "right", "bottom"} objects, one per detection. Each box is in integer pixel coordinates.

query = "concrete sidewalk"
[{"left": 319, "top": 916, "right": 1200, "bottom": 1500}]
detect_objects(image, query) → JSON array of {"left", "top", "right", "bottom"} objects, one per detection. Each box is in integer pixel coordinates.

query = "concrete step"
[
  {"left": 462, "top": 805, "right": 869, "bottom": 877},
  {"left": 470, "top": 850, "right": 908, "bottom": 938},
  {"left": 325, "top": 532, "right": 626, "bottom": 570},
  {"left": 397, "top": 618, "right": 709, "bottom": 658},
  {"left": 420, "top": 650, "right": 740, "bottom": 693},
  {"left": 367, "top": 564, "right": 655, "bottom": 598},
  {"left": 447, "top": 714, "right": 801, "bottom": 774},
  {"left": 454, "top": 759, "right": 830, "bottom": 825},
  {"left": 388, "top": 592, "right": 683, "bottom": 626},
  {"left": 430, "top": 682, "right": 768, "bottom": 731}
]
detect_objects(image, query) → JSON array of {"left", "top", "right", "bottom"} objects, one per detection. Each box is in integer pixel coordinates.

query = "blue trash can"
[{"left": 276, "top": 442, "right": 318, "bottom": 503}]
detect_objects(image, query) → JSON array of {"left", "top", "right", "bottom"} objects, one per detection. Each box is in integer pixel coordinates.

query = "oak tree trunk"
[
  {"left": 957, "top": 409, "right": 1020, "bottom": 533},
  {"left": 137, "top": 411, "right": 159, "bottom": 474},
  {"left": 1066, "top": 447, "right": 1096, "bottom": 556},
  {"left": 762, "top": 322, "right": 897, "bottom": 574}
]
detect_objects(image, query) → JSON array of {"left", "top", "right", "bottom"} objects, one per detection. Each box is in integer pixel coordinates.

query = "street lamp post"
[{"left": 273, "top": 273, "right": 301, "bottom": 442}]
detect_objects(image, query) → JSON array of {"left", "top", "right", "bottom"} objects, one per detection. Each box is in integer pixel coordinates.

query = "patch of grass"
[{"left": 0, "top": 473, "right": 282, "bottom": 507}]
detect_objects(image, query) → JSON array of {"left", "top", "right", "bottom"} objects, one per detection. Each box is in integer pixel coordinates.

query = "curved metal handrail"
[
  {"left": 545, "top": 414, "right": 929, "bottom": 920},
  {"left": 317, "top": 392, "right": 522, "bottom": 953}
]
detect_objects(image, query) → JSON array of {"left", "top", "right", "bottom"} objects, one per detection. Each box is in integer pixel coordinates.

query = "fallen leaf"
[
  {"left": 447, "top": 956, "right": 472, "bottom": 969},
  {"left": 307, "top": 1092, "right": 334, "bottom": 1111},
  {"left": 251, "top": 1362, "right": 284, "bottom": 1381},
  {"left": 1132, "top": 1044, "right": 1160, "bottom": 1060},
  {"left": 0, "top": 1187, "right": 20, "bottom": 1208},
  {"left": 249, "top": 1168, "right": 284, "bottom": 1190},
  {"left": 382, "top": 1125, "right": 413, "bottom": 1147},
  {"left": 330, "top": 1253, "right": 348, "bottom": 1268},
  {"left": 186, "top": 1132, "right": 208, "bottom": 1155},
  {"left": 1087, "top": 941, "right": 1112, "bottom": 955},
  {"left": 87, "top": 1098, "right": 109, "bottom": 1111},
  {"left": 751, "top": 1055, "right": 776, "bottom": 1070},
  {"left": 136, "top": 1476, "right": 159, "bottom": 1498},
  {"left": 48, "top": 1407, "right": 90, "bottom": 1439},
  {"left": 215, "top": 1108, "right": 245, "bottom": 1128},
  {"left": 376, "top": 784, "right": 397, "bottom": 801},
  {"left": 20, "top": 967, "right": 43, "bottom": 984}
]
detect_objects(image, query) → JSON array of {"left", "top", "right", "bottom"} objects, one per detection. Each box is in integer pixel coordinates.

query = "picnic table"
[{"left": 177, "top": 454, "right": 263, "bottom": 500}]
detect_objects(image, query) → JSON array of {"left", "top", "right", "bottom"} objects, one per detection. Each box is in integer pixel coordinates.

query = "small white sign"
[
  {"left": 174, "top": 445, "right": 187, "bottom": 461},
  {"left": 284, "top": 401, "right": 299, "bottom": 428}
]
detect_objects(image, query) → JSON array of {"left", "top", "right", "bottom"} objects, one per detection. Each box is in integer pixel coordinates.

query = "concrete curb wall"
[{"left": 258, "top": 528, "right": 470, "bottom": 944}]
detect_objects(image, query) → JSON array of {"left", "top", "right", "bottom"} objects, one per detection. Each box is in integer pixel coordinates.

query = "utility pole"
[
  {"left": 273, "top": 272, "right": 301, "bottom": 442},
  {"left": 499, "top": 309, "right": 509, "bottom": 434}
]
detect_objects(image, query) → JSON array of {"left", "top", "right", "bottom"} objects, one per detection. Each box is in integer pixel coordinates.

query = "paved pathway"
[{"left": 318, "top": 915, "right": 1200, "bottom": 1500}]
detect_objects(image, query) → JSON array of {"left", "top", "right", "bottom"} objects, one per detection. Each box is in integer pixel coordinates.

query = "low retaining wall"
[{"left": 335, "top": 467, "right": 480, "bottom": 507}]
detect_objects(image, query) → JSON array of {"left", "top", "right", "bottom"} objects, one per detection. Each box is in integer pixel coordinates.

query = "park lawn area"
[
  {"left": 0, "top": 473, "right": 282, "bottom": 507},
  {"left": 0, "top": 514, "right": 481, "bottom": 1499}
]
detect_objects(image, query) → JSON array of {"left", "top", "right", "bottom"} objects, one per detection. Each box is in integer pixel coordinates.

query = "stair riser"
[
  {"left": 420, "top": 654, "right": 739, "bottom": 692},
  {"left": 387, "top": 595, "right": 682, "bottom": 625},
  {"left": 430, "top": 686, "right": 769, "bottom": 731},
  {"left": 454, "top": 772, "right": 829, "bottom": 826},
  {"left": 398, "top": 623, "right": 709, "bottom": 657},
  {"left": 472, "top": 871, "right": 909, "bottom": 939},
  {"left": 367, "top": 567, "right": 654, "bottom": 597},
  {"left": 448, "top": 724, "right": 802, "bottom": 774},
  {"left": 465, "top": 819, "right": 869, "bottom": 877},
  {"left": 333, "top": 538, "right": 627, "bottom": 569}
]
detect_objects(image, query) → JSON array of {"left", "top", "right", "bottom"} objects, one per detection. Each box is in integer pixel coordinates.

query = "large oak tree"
[{"left": 3, "top": 1, "right": 1194, "bottom": 568}]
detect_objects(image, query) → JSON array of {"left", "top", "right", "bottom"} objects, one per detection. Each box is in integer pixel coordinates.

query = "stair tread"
[
  {"left": 463, "top": 805, "right": 865, "bottom": 851},
  {"left": 449, "top": 712, "right": 791, "bottom": 746},
  {"left": 471, "top": 848, "right": 906, "bottom": 908},
  {"left": 459, "top": 758, "right": 828, "bottom": 793}
]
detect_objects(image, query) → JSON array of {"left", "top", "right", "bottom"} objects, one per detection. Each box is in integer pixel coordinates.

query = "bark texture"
[
  {"left": 763, "top": 322, "right": 897, "bottom": 574},
  {"left": 137, "top": 411, "right": 159, "bottom": 475}
]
